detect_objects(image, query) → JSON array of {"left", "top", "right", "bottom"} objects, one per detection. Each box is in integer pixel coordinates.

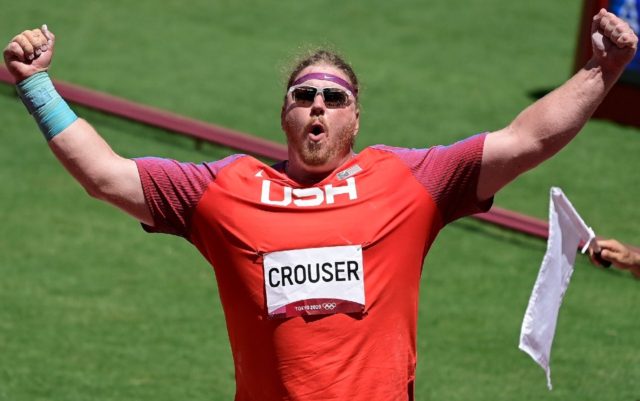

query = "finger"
[
  {"left": 600, "top": 249, "right": 614, "bottom": 260},
  {"left": 597, "top": 239, "right": 623, "bottom": 251},
  {"left": 601, "top": 16, "right": 616, "bottom": 36},
  {"left": 592, "top": 8, "right": 607, "bottom": 25},
  {"left": 41, "top": 24, "right": 54, "bottom": 46},
  {"left": 3, "top": 41, "right": 26, "bottom": 62},
  {"left": 600, "top": 249, "right": 630, "bottom": 269},
  {"left": 23, "top": 29, "right": 49, "bottom": 57},
  {"left": 618, "top": 32, "right": 638, "bottom": 47},
  {"left": 32, "top": 28, "right": 49, "bottom": 52},
  {"left": 591, "top": 10, "right": 612, "bottom": 51},
  {"left": 34, "top": 29, "right": 50, "bottom": 54},
  {"left": 591, "top": 8, "right": 610, "bottom": 32},
  {"left": 592, "top": 30, "right": 606, "bottom": 52},
  {"left": 12, "top": 34, "right": 34, "bottom": 60},
  {"left": 28, "top": 29, "right": 47, "bottom": 47},
  {"left": 591, "top": 10, "right": 604, "bottom": 35},
  {"left": 616, "top": 28, "right": 639, "bottom": 49},
  {"left": 22, "top": 32, "right": 40, "bottom": 58},
  {"left": 597, "top": 12, "right": 621, "bottom": 37},
  {"left": 23, "top": 30, "right": 46, "bottom": 49},
  {"left": 607, "top": 24, "right": 636, "bottom": 48},
  {"left": 597, "top": 11, "right": 638, "bottom": 48},
  {"left": 609, "top": 26, "right": 623, "bottom": 42}
]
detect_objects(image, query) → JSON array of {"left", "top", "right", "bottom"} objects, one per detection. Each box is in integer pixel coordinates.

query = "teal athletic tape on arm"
[{"left": 16, "top": 72, "right": 78, "bottom": 141}]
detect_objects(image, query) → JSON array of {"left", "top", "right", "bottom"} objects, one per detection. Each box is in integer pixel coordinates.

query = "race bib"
[{"left": 263, "top": 245, "right": 365, "bottom": 318}]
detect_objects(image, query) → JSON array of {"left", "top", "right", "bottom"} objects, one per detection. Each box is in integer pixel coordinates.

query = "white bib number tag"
[{"left": 263, "top": 245, "right": 365, "bottom": 318}]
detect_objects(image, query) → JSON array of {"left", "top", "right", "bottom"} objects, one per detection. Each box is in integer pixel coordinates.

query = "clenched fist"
[
  {"left": 591, "top": 9, "right": 638, "bottom": 72},
  {"left": 3, "top": 25, "right": 54, "bottom": 83}
]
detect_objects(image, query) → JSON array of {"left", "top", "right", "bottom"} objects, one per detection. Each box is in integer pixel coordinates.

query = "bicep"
[
  {"left": 48, "top": 119, "right": 153, "bottom": 225},
  {"left": 97, "top": 157, "right": 153, "bottom": 226},
  {"left": 478, "top": 128, "right": 541, "bottom": 201}
]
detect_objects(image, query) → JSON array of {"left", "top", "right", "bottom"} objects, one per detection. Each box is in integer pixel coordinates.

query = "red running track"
[
  {"left": 0, "top": 66, "right": 288, "bottom": 161},
  {"left": 2, "top": 65, "right": 637, "bottom": 254}
]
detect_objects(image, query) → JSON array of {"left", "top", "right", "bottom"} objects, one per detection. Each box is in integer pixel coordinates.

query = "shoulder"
[
  {"left": 135, "top": 153, "right": 252, "bottom": 180},
  {"left": 366, "top": 133, "right": 488, "bottom": 165},
  {"left": 363, "top": 144, "right": 437, "bottom": 171}
]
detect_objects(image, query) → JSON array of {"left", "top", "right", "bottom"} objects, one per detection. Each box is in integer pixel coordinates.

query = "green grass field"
[{"left": 1, "top": 1, "right": 639, "bottom": 400}]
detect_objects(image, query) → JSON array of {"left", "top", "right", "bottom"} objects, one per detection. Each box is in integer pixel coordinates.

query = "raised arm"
[
  {"left": 477, "top": 9, "right": 638, "bottom": 201},
  {"left": 3, "top": 26, "right": 152, "bottom": 225}
]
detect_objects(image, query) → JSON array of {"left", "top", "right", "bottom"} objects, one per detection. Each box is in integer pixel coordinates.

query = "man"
[{"left": 4, "top": 9, "right": 637, "bottom": 401}]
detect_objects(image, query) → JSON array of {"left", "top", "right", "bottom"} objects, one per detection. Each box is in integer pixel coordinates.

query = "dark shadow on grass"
[
  {"left": 453, "top": 217, "right": 633, "bottom": 281},
  {"left": 75, "top": 105, "right": 243, "bottom": 159},
  {"left": 530, "top": 85, "right": 640, "bottom": 130},
  {"left": 452, "top": 217, "right": 547, "bottom": 253},
  {"left": 528, "top": 87, "right": 553, "bottom": 100},
  {"left": 0, "top": 81, "right": 277, "bottom": 163},
  {"left": 0, "top": 80, "right": 240, "bottom": 159}
]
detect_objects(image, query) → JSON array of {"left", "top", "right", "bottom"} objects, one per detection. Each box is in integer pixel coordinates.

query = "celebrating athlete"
[{"left": 4, "top": 9, "right": 637, "bottom": 401}]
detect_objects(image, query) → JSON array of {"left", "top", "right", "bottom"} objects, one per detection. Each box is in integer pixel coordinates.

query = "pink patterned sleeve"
[
  {"left": 374, "top": 133, "right": 493, "bottom": 225},
  {"left": 134, "top": 154, "right": 245, "bottom": 238}
]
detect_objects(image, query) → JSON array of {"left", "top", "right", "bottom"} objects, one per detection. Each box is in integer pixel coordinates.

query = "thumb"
[
  {"left": 41, "top": 24, "right": 55, "bottom": 48},
  {"left": 591, "top": 9, "right": 608, "bottom": 52}
]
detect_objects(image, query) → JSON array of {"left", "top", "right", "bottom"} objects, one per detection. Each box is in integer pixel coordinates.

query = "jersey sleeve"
[
  {"left": 134, "top": 154, "right": 244, "bottom": 238},
  {"left": 374, "top": 133, "right": 493, "bottom": 225}
]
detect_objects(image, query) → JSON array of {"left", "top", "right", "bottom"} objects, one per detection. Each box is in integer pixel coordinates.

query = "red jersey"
[{"left": 135, "top": 133, "right": 492, "bottom": 401}]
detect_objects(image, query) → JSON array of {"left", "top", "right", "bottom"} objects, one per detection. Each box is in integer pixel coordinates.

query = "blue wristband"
[{"left": 17, "top": 72, "right": 78, "bottom": 141}]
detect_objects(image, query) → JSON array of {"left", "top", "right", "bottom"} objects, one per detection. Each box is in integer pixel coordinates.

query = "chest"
[{"left": 193, "top": 165, "right": 436, "bottom": 253}]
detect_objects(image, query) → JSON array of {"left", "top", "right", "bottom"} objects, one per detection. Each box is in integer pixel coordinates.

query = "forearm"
[
  {"left": 6, "top": 27, "right": 152, "bottom": 224},
  {"left": 506, "top": 9, "right": 637, "bottom": 162},
  {"left": 478, "top": 62, "right": 620, "bottom": 199},
  {"left": 49, "top": 119, "right": 133, "bottom": 198},
  {"left": 507, "top": 59, "right": 622, "bottom": 165},
  {"left": 17, "top": 73, "right": 152, "bottom": 224},
  {"left": 477, "top": 10, "right": 637, "bottom": 201},
  {"left": 46, "top": 119, "right": 152, "bottom": 224}
]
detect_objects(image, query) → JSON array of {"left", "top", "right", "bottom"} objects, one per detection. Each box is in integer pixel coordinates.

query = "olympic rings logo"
[{"left": 322, "top": 302, "right": 337, "bottom": 310}]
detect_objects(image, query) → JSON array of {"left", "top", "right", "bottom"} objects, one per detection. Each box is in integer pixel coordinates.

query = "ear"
[
  {"left": 353, "top": 109, "right": 360, "bottom": 138},
  {"left": 280, "top": 102, "right": 286, "bottom": 131}
]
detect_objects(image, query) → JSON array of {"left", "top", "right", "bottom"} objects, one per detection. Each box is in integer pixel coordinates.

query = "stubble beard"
[{"left": 293, "top": 120, "right": 356, "bottom": 167}]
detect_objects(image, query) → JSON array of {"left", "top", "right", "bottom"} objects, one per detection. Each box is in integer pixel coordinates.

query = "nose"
[{"left": 310, "top": 91, "right": 325, "bottom": 116}]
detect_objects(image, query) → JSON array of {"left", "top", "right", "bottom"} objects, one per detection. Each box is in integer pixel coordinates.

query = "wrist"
[
  {"left": 13, "top": 68, "right": 48, "bottom": 84},
  {"left": 585, "top": 58, "right": 626, "bottom": 84},
  {"left": 17, "top": 72, "right": 53, "bottom": 112},
  {"left": 16, "top": 71, "right": 77, "bottom": 141}
]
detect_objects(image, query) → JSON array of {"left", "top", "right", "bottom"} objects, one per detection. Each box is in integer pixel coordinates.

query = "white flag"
[{"left": 519, "top": 187, "right": 596, "bottom": 390}]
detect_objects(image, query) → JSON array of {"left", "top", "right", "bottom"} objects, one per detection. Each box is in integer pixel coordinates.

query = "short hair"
[{"left": 285, "top": 49, "right": 359, "bottom": 101}]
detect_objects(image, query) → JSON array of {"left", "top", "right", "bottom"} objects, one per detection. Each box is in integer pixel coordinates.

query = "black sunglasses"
[{"left": 288, "top": 85, "right": 353, "bottom": 108}]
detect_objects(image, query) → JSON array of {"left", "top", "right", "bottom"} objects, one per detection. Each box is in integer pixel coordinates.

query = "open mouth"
[{"left": 308, "top": 122, "right": 326, "bottom": 141}]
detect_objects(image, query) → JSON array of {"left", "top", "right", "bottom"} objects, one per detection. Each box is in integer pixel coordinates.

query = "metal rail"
[{"left": 3, "top": 65, "right": 637, "bottom": 254}]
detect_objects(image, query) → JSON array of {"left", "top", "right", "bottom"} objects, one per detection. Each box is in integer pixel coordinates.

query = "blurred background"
[{"left": 0, "top": 1, "right": 638, "bottom": 400}]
